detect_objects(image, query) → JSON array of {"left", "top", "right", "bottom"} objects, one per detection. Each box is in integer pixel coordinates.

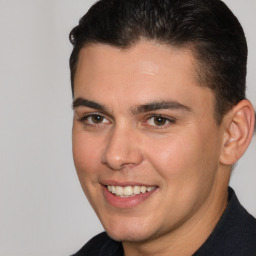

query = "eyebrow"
[
  {"left": 72, "top": 97, "right": 107, "bottom": 111},
  {"left": 131, "top": 101, "right": 192, "bottom": 114},
  {"left": 72, "top": 97, "right": 192, "bottom": 114}
]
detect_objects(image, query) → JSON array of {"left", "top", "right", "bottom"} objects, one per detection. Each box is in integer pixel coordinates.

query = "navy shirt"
[{"left": 72, "top": 187, "right": 256, "bottom": 255}]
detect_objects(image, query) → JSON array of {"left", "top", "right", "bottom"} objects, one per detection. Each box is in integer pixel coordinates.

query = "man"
[{"left": 70, "top": 0, "right": 256, "bottom": 255}]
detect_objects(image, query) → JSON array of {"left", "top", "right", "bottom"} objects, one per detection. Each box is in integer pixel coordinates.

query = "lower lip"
[{"left": 102, "top": 185, "right": 158, "bottom": 208}]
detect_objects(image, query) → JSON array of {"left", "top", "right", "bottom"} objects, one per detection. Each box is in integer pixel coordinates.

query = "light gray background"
[{"left": 0, "top": 0, "right": 255, "bottom": 255}]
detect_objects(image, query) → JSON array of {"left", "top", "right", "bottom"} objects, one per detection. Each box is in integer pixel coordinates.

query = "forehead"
[
  {"left": 75, "top": 41, "right": 197, "bottom": 78},
  {"left": 74, "top": 41, "right": 214, "bottom": 115}
]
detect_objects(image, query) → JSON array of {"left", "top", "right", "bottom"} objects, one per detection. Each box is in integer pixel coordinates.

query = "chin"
[
  {"left": 102, "top": 219, "right": 158, "bottom": 243},
  {"left": 107, "top": 230, "right": 152, "bottom": 243}
]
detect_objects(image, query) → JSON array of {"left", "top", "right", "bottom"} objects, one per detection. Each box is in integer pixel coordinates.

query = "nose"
[{"left": 101, "top": 125, "right": 143, "bottom": 170}]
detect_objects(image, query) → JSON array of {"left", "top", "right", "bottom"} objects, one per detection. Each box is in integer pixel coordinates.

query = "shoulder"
[
  {"left": 71, "top": 232, "right": 123, "bottom": 256},
  {"left": 194, "top": 187, "right": 256, "bottom": 256},
  {"left": 230, "top": 195, "right": 256, "bottom": 253},
  {"left": 223, "top": 188, "right": 256, "bottom": 249}
]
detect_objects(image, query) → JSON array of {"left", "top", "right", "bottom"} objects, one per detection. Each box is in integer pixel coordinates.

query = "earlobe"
[{"left": 220, "top": 100, "right": 255, "bottom": 165}]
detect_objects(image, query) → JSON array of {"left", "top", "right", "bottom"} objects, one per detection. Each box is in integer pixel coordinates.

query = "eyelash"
[
  {"left": 77, "top": 113, "right": 176, "bottom": 129},
  {"left": 78, "top": 113, "right": 110, "bottom": 126},
  {"left": 144, "top": 115, "right": 176, "bottom": 128}
]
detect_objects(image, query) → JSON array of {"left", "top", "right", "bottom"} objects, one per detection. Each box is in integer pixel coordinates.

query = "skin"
[{"left": 72, "top": 41, "right": 234, "bottom": 255}]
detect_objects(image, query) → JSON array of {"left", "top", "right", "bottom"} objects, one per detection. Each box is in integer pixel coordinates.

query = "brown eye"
[
  {"left": 78, "top": 113, "right": 110, "bottom": 126},
  {"left": 145, "top": 115, "right": 175, "bottom": 128},
  {"left": 153, "top": 116, "right": 167, "bottom": 126},
  {"left": 91, "top": 115, "right": 104, "bottom": 124}
]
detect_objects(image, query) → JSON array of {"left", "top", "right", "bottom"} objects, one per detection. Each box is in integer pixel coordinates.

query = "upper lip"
[{"left": 100, "top": 180, "right": 157, "bottom": 187}]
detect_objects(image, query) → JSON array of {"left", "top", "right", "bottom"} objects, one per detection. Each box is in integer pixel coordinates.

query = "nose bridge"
[{"left": 102, "top": 123, "right": 143, "bottom": 170}]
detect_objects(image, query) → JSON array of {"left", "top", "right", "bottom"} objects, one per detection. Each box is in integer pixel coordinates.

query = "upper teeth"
[{"left": 107, "top": 185, "right": 155, "bottom": 197}]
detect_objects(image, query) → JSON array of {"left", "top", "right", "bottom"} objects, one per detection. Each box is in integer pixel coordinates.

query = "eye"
[
  {"left": 78, "top": 113, "right": 110, "bottom": 126},
  {"left": 146, "top": 115, "right": 175, "bottom": 127},
  {"left": 88, "top": 115, "right": 105, "bottom": 124}
]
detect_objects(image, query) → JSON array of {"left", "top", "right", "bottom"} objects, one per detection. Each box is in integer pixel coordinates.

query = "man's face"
[{"left": 72, "top": 41, "right": 227, "bottom": 243}]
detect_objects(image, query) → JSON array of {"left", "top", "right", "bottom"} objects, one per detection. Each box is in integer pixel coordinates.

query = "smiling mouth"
[{"left": 107, "top": 185, "right": 157, "bottom": 197}]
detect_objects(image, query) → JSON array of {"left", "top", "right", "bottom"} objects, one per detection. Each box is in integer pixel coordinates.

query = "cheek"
[
  {"left": 145, "top": 131, "right": 218, "bottom": 185},
  {"left": 72, "top": 131, "right": 103, "bottom": 177},
  {"left": 144, "top": 132, "right": 220, "bottom": 217},
  {"left": 72, "top": 131, "right": 105, "bottom": 206}
]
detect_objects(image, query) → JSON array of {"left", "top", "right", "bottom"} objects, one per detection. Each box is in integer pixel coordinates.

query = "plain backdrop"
[{"left": 0, "top": 0, "right": 255, "bottom": 255}]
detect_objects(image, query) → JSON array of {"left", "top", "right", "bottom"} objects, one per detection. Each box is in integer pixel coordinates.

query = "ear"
[{"left": 220, "top": 99, "right": 255, "bottom": 165}]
